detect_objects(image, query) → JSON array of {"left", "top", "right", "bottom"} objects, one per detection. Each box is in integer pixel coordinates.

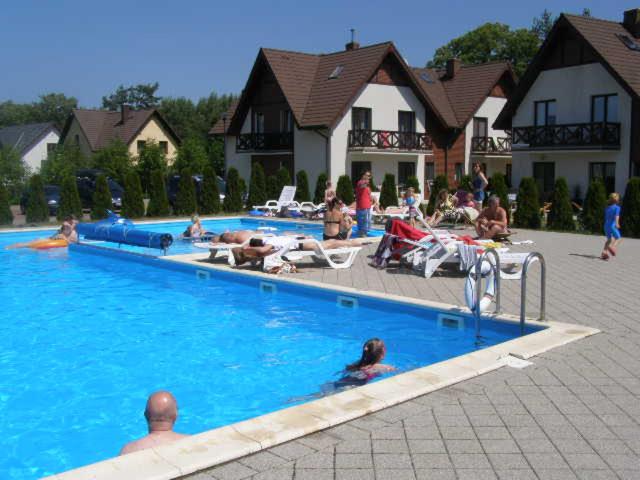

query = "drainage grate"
[
  {"left": 195, "top": 270, "right": 211, "bottom": 280},
  {"left": 260, "top": 281, "right": 277, "bottom": 294},
  {"left": 337, "top": 296, "right": 358, "bottom": 308},
  {"left": 437, "top": 313, "right": 464, "bottom": 330}
]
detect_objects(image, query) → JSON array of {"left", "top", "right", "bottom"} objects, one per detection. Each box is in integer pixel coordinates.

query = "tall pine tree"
[
  {"left": 223, "top": 167, "right": 244, "bottom": 212},
  {"left": 174, "top": 169, "right": 197, "bottom": 216},
  {"left": 621, "top": 177, "right": 640, "bottom": 238},
  {"left": 0, "top": 183, "right": 13, "bottom": 225},
  {"left": 294, "top": 170, "right": 311, "bottom": 202},
  {"left": 121, "top": 170, "right": 145, "bottom": 218},
  {"left": 146, "top": 169, "right": 170, "bottom": 217},
  {"left": 57, "top": 173, "right": 83, "bottom": 221},
  {"left": 26, "top": 174, "right": 49, "bottom": 223},
  {"left": 513, "top": 177, "right": 541, "bottom": 229},
  {"left": 91, "top": 174, "right": 113, "bottom": 220},
  {"left": 547, "top": 177, "right": 575, "bottom": 231},
  {"left": 199, "top": 166, "right": 221, "bottom": 214},
  {"left": 247, "top": 162, "right": 267, "bottom": 208},
  {"left": 580, "top": 178, "right": 607, "bottom": 233},
  {"left": 314, "top": 173, "right": 328, "bottom": 204},
  {"left": 380, "top": 174, "right": 399, "bottom": 208}
]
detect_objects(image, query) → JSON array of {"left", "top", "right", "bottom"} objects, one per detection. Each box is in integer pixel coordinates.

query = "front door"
[{"left": 533, "top": 162, "right": 555, "bottom": 200}]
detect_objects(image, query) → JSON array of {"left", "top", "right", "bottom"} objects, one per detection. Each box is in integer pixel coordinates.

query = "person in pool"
[
  {"left": 5, "top": 215, "right": 78, "bottom": 249},
  {"left": 120, "top": 391, "right": 188, "bottom": 455}
]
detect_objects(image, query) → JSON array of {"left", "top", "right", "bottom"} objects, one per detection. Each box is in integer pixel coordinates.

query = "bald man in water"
[{"left": 119, "top": 391, "right": 188, "bottom": 455}]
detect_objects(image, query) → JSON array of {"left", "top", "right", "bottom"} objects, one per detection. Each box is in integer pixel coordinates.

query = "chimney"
[
  {"left": 446, "top": 58, "right": 461, "bottom": 78},
  {"left": 623, "top": 8, "right": 640, "bottom": 38},
  {"left": 345, "top": 28, "right": 360, "bottom": 51},
  {"left": 120, "top": 104, "right": 131, "bottom": 124}
]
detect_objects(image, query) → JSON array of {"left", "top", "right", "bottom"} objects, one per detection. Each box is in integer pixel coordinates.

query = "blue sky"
[{"left": 1, "top": 0, "right": 634, "bottom": 106}]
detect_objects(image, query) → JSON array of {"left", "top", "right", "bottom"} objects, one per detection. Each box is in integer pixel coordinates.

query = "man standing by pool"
[
  {"left": 355, "top": 171, "right": 372, "bottom": 238},
  {"left": 120, "top": 391, "right": 188, "bottom": 455}
]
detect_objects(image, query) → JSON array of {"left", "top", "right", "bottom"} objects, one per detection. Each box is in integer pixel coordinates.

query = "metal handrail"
[
  {"left": 467, "top": 248, "right": 501, "bottom": 339},
  {"left": 519, "top": 252, "right": 546, "bottom": 334}
]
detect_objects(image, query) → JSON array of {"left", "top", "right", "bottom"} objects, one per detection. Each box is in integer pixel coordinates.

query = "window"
[
  {"left": 137, "top": 140, "right": 146, "bottom": 153},
  {"left": 398, "top": 162, "right": 416, "bottom": 187},
  {"left": 506, "top": 164, "right": 512, "bottom": 188},
  {"left": 159, "top": 141, "right": 168, "bottom": 155},
  {"left": 591, "top": 94, "right": 618, "bottom": 123},
  {"left": 534, "top": 100, "right": 557, "bottom": 126},
  {"left": 533, "top": 162, "right": 555, "bottom": 198},
  {"left": 47, "top": 143, "right": 57, "bottom": 153},
  {"left": 617, "top": 33, "right": 640, "bottom": 51},
  {"left": 351, "top": 161, "right": 371, "bottom": 187},
  {"left": 419, "top": 71, "right": 434, "bottom": 84},
  {"left": 424, "top": 162, "right": 435, "bottom": 181},
  {"left": 454, "top": 163, "right": 464, "bottom": 183},
  {"left": 252, "top": 112, "right": 265, "bottom": 134},
  {"left": 351, "top": 108, "right": 371, "bottom": 131},
  {"left": 329, "top": 65, "right": 344, "bottom": 79},
  {"left": 589, "top": 162, "right": 616, "bottom": 195},
  {"left": 398, "top": 111, "right": 416, "bottom": 132},
  {"left": 280, "top": 110, "right": 293, "bottom": 133},
  {"left": 473, "top": 117, "right": 488, "bottom": 137}
]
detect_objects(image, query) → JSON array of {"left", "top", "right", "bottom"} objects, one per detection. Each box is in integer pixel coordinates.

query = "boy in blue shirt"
[{"left": 601, "top": 192, "right": 622, "bottom": 260}]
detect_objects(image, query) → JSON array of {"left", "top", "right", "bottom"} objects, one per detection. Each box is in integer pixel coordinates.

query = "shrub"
[
  {"left": 405, "top": 175, "right": 421, "bottom": 193},
  {"left": 295, "top": 170, "right": 311, "bottom": 202},
  {"left": 621, "top": 177, "right": 640, "bottom": 238},
  {"left": 25, "top": 174, "right": 49, "bottom": 223},
  {"left": 174, "top": 169, "right": 198, "bottom": 216},
  {"left": 490, "top": 172, "right": 509, "bottom": 211},
  {"left": 247, "top": 162, "right": 267, "bottom": 209},
  {"left": 336, "top": 175, "right": 354, "bottom": 204},
  {"left": 223, "top": 167, "right": 243, "bottom": 212},
  {"left": 146, "top": 169, "right": 170, "bottom": 217},
  {"left": 266, "top": 175, "right": 279, "bottom": 200},
  {"left": 57, "top": 173, "right": 83, "bottom": 221},
  {"left": 199, "top": 166, "right": 221, "bottom": 214},
  {"left": 513, "top": 177, "right": 541, "bottom": 229},
  {"left": 580, "top": 178, "right": 607, "bottom": 233},
  {"left": 0, "top": 183, "right": 13, "bottom": 225},
  {"left": 380, "top": 174, "right": 398, "bottom": 208},
  {"left": 121, "top": 170, "right": 145, "bottom": 218},
  {"left": 458, "top": 174, "right": 473, "bottom": 193},
  {"left": 427, "top": 174, "right": 449, "bottom": 215},
  {"left": 547, "top": 177, "right": 575, "bottom": 231},
  {"left": 91, "top": 140, "right": 132, "bottom": 185},
  {"left": 173, "top": 137, "right": 208, "bottom": 174},
  {"left": 313, "top": 173, "right": 328, "bottom": 204},
  {"left": 91, "top": 174, "right": 113, "bottom": 220},
  {"left": 135, "top": 140, "right": 167, "bottom": 194},
  {"left": 275, "top": 167, "right": 291, "bottom": 194}
]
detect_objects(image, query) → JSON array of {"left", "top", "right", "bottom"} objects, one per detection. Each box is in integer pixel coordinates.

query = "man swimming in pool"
[{"left": 119, "top": 391, "right": 189, "bottom": 455}]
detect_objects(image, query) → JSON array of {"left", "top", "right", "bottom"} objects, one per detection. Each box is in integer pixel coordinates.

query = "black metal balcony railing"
[
  {"left": 236, "top": 132, "right": 293, "bottom": 151},
  {"left": 512, "top": 122, "right": 621, "bottom": 150},
  {"left": 348, "top": 130, "right": 433, "bottom": 151},
  {"left": 471, "top": 136, "right": 512, "bottom": 155}
]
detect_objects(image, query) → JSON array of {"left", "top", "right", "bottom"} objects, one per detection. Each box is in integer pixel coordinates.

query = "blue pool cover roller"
[{"left": 77, "top": 211, "right": 173, "bottom": 250}]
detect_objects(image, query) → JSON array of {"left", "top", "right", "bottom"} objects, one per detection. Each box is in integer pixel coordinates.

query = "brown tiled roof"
[
  {"left": 412, "top": 67, "right": 460, "bottom": 128},
  {"left": 62, "top": 108, "right": 180, "bottom": 151},
  {"left": 209, "top": 100, "right": 239, "bottom": 135},
  {"left": 495, "top": 13, "right": 640, "bottom": 129}
]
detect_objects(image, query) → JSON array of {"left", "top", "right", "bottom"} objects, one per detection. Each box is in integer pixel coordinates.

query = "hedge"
[
  {"left": 174, "top": 169, "right": 198, "bottom": 216},
  {"left": 146, "top": 169, "right": 170, "bottom": 217},
  {"left": 336, "top": 175, "right": 354, "bottom": 204},
  {"left": 121, "top": 170, "right": 145, "bottom": 218},
  {"left": 405, "top": 175, "right": 421, "bottom": 193},
  {"left": 247, "top": 162, "right": 267, "bottom": 209},
  {"left": 275, "top": 167, "right": 291, "bottom": 195},
  {"left": 313, "top": 173, "right": 328, "bottom": 204},
  {"left": 0, "top": 183, "right": 13, "bottom": 225},
  {"left": 91, "top": 174, "right": 113, "bottom": 220},
  {"left": 458, "top": 174, "right": 473, "bottom": 193},
  {"left": 621, "top": 177, "right": 640, "bottom": 238},
  {"left": 57, "top": 173, "right": 83, "bottom": 221},
  {"left": 580, "top": 178, "right": 607, "bottom": 233},
  {"left": 26, "top": 174, "right": 49, "bottom": 223},
  {"left": 223, "top": 167, "right": 244, "bottom": 212},
  {"left": 199, "top": 166, "right": 221, "bottom": 214},
  {"left": 547, "top": 177, "right": 575, "bottom": 231},
  {"left": 490, "top": 172, "right": 509, "bottom": 211},
  {"left": 295, "top": 170, "right": 311, "bottom": 202},
  {"left": 266, "top": 175, "right": 279, "bottom": 201},
  {"left": 380, "top": 174, "right": 398, "bottom": 208},
  {"left": 513, "top": 177, "right": 541, "bottom": 229}
]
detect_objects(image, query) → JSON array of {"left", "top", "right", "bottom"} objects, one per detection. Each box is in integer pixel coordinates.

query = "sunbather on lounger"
[
  {"left": 210, "top": 230, "right": 261, "bottom": 244},
  {"left": 475, "top": 195, "right": 508, "bottom": 240}
]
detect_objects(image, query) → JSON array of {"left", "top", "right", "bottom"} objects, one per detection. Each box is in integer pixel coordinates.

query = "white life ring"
[{"left": 465, "top": 260, "right": 496, "bottom": 313}]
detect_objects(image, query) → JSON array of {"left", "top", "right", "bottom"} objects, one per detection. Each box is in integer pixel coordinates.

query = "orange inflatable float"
[{"left": 28, "top": 238, "right": 68, "bottom": 250}]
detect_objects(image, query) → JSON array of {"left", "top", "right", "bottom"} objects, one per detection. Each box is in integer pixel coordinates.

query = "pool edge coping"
[{"left": 43, "top": 251, "right": 600, "bottom": 480}]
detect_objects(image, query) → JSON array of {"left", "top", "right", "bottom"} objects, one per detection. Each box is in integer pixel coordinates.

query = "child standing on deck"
[{"left": 601, "top": 192, "right": 622, "bottom": 260}]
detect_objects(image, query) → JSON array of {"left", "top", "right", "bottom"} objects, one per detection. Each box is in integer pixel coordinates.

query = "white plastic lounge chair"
[
  {"left": 457, "top": 244, "right": 534, "bottom": 280},
  {"left": 253, "top": 185, "right": 301, "bottom": 213},
  {"left": 299, "top": 201, "right": 325, "bottom": 218},
  {"left": 274, "top": 239, "right": 361, "bottom": 270},
  {"left": 194, "top": 233, "right": 275, "bottom": 259}
]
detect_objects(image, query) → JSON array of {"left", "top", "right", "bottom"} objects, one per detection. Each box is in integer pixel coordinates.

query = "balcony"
[
  {"left": 512, "top": 122, "right": 621, "bottom": 151},
  {"left": 471, "top": 136, "right": 512, "bottom": 155},
  {"left": 348, "top": 130, "right": 433, "bottom": 152},
  {"left": 236, "top": 132, "right": 293, "bottom": 152}
]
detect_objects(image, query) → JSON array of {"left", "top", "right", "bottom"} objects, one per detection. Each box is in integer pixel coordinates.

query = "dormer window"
[{"left": 329, "top": 65, "right": 344, "bottom": 79}]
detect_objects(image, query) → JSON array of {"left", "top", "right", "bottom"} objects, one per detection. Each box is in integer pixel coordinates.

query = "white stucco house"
[
  {"left": 211, "top": 41, "right": 516, "bottom": 193},
  {"left": 0, "top": 122, "right": 60, "bottom": 172},
  {"left": 495, "top": 10, "right": 640, "bottom": 199}
]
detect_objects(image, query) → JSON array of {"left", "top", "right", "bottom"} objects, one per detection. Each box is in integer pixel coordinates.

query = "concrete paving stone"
[
  {"left": 481, "top": 438, "right": 522, "bottom": 454},
  {"left": 524, "top": 453, "right": 570, "bottom": 470},
  {"left": 188, "top": 474, "right": 216, "bottom": 480},
  {"left": 267, "top": 442, "right": 315, "bottom": 461},
  {"left": 439, "top": 426, "right": 476, "bottom": 439},
  {"left": 404, "top": 425, "right": 441, "bottom": 439},
  {"left": 293, "top": 469, "right": 333, "bottom": 480},
  {"left": 411, "top": 453, "right": 453, "bottom": 469},
  {"left": 508, "top": 425, "right": 547, "bottom": 440},
  {"left": 563, "top": 453, "right": 611, "bottom": 470},
  {"left": 207, "top": 462, "right": 257, "bottom": 480},
  {"left": 414, "top": 469, "right": 456, "bottom": 480},
  {"left": 571, "top": 470, "right": 618, "bottom": 480},
  {"left": 434, "top": 415, "right": 471, "bottom": 427},
  {"left": 450, "top": 453, "right": 492, "bottom": 469},
  {"left": 348, "top": 415, "right": 391, "bottom": 432},
  {"left": 589, "top": 438, "right": 634, "bottom": 455},
  {"left": 494, "top": 404, "right": 529, "bottom": 415},
  {"left": 495, "top": 469, "right": 538, "bottom": 480},
  {"left": 335, "top": 470, "right": 375, "bottom": 480},
  {"left": 599, "top": 453, "right": 640, "bottom": 470},
  {"left": 462, "top": 403, "right": 498, "bottom": 416},
  {"left": 372, "top": 439, "right": 409, "bottom": 453},
  {"left": 444, "top": 439, "right": 483, "bottom": 453},
  {"left": 240, "top": 452, "right": 291, "bottom": 472},
  {"left": 295, "top": 431, "right": 342, "bottom": 450},
  {"left": 250, "top": 467, "right": 293, "bottom": 480},
  {"left": 335, "top": 453, "right": 373, "bottom": 469},
  {"left": 551, "top": 438, "right": 596, "bottom": 454},
  {"left": 599, "top": 414, "right": 634, "bottom": 426},
  {"left": 617, "top": 470, "right": 640, "bottom": 480},
  {"left": 324, "top": 424, "right": 371, "bottom": 441},
  {"left": 534, "top": 470, "right": 578, "bottom": 480},
  {"left": 475, "top": 426, "right": 512, "bottom": 439},
  {"left": 370, "top": 424, "right": 406, "bottom": 440},
  {"left": 407, "top": 438, "right": 447, "bottom": 454},
  {"left": 374, "top": 469, "right": 417, "bottom": 480},
  {"left": 372, "top": 453, "right": 413, "bottom": 469},
  {"left": 487, "top": 453, "right": 530, "bottom": 470},
  {"left": 573, "top": 425, "right": 617, "bottom": 440},
  {"left": 294, "top": 451, "right": 334, "bottom": 469},
  {"left": 456, "top": 469, "right": 497, "bottom": 479},
  {"left": 335, "top": 439, "right": 372, "bottom": 454}
]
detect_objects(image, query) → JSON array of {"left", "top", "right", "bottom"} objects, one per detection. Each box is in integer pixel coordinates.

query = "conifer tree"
[
  {"left": 266, "top": 175, "right": 279, "bottom": 200},
  {"left": 294, "top": 170, "right": 311, "bottom": 202},
  {"left": 513, "top": 177, "right": 541, "bottom": 229},
  {"left": 547, "top": 177, "right": 575, "bottom": 231},
  {"left": 57, "top": 173, "right": 83, "bottom": 221},
  {"left": 247, "top": 162, "right": 267, "bottom": 209},
  {"left": 380, "top": 174, "right": 399, "bottom": 208},
  {"left": 26, "top": 174, "right": 49, "bottom": 223},
  {"left": 223, "top": 167, "right": 243, "bottom": 212},
  {"left": 405, "top": 176, "right": 421, "bottom": 193},
  {"left": 275, "top": 167, "right": 291, "bottom": 194},
  {"left": 314, "top": 173, "right": 328, "bottom": 204},
  {"left": 121, "top": 170, "right": 145, "bottom": 218},
  {"left": 427, "top": 174, "right": 449, "bottom": 215},
  {"left": 146, "top": 169, "right": 170, "bottom": 217},
  {"left": 91, "top": 174, "right": 113, "bottom": 220},
  {"left": 580, "top": 178, "right": 607, "bottom": 233},
  {"left": 199, "top": 166, "right": 221, "bottom": 214},
  {"left": 621, "top": 177, "right": 640, "bottom": 238},
  {"left": 336, "top": 175, "right": 354, "bottom": 204},
  {"left": 174, "top": 169, "right": 197, "bottom": 216},
  {"left": 0, "top": 183, "right": 13, "bottom": 225},
  {"left": 490, "top": 172, "right": 509, "bottom": 211}
]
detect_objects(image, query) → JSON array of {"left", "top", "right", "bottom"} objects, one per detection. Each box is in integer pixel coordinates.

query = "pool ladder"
[{"left": 469, "top": 249, "right": 547, "bottom": 339}]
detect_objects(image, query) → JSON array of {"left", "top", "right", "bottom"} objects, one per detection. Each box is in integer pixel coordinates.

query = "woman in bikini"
[{"left": 323, "top": 198, "right": 348, "bottom": 240}]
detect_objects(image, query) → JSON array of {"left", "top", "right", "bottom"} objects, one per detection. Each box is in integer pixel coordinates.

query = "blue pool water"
[{"left": 0, "top": 224, "right": 539, "bottom": 479}]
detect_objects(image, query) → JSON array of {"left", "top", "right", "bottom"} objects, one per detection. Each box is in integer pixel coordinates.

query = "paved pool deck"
[{"left": 183, "top": 227, "right": 640, "bottom": 480}]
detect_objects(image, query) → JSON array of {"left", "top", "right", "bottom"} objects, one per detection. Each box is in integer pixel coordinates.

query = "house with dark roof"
[
  {"left": 495, "top": 9, "right": 640, "bottom": 199},
  {"left": 60, "top": 106, "right": 180, "bottom": 160},
  {"left": 0, "top": 122, "right": 60, "bottom": 172},
  {"left": 211, "top": 41, "right": 516, "bottom": 194}
]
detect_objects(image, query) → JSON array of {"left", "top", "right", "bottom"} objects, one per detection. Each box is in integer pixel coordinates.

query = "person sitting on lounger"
[
  {"left": 475, "top": 195, "right": 508, "bottom": 240},
  {"left": 429, "top": 189, "right": 458, "bottom": 226},
  {"left": 210, "top": 230, "right": 261, "bottom": 245},
  {"left": 324, "top": 198, "right": 353, "bottom": 240}
]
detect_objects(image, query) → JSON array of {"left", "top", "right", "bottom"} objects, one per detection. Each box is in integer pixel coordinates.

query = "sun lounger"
[
  {"left": 252, "top": 186, "right": 301, "bottom": 213},
  {"left": 271, "top": 238, "right": 362, "bottom": 270}
]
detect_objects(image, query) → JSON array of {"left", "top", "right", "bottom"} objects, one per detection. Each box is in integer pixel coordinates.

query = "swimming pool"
[{"left": 0, "top": 225, "right": 540, "bottom": 479}]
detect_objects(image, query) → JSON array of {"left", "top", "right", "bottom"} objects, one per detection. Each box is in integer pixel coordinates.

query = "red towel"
[{"left": 389, "top": 219, "right": 426, "bottom": 241}]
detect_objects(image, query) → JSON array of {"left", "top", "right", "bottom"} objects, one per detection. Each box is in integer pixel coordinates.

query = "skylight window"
[
  {"left": 329, "top": 65, "right": 344, "bottom": 79},
  {"left": 617, "top": 33, "right": 640, "bottom": 51},
  {"left": 420, "top": 71, "right": 435, "bottom": 84}
]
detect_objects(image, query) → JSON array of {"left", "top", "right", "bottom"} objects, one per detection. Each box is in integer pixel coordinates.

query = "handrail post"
[{"left": 519, "top": 252, "right": 546, "bottom": 335}]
